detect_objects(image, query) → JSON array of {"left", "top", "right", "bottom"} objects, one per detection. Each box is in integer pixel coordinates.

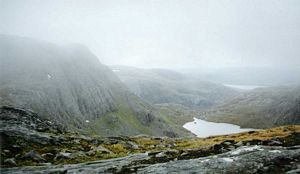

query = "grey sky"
[{"left": 1, "top": 0, "right": 299, "bottom": 70}]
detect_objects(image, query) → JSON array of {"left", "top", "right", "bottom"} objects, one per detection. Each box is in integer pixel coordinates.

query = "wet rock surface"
[
  {"left": 2, "top": 145, "right": 300, "bottom": 174},
  {"left": 139, "top": 145, "right": 300, "bottom": 174}
]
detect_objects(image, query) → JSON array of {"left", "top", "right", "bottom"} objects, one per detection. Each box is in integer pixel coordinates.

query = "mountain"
[
  {"left": 110, "top": 66, "right": 239, "bottom": 110},
  {"left": 0, "top": 35, "right": 181, "bottom": 137},
  {"left": 202, "top": 86, "right": 300, "bottom": 128}
]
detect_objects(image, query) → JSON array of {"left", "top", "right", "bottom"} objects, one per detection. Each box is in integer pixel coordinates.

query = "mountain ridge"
[{"left": 0, "top": 35, "right": 184, "bottom": 137}]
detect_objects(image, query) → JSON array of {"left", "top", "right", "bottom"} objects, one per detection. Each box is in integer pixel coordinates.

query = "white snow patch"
[
  {"left": 47, "top": 74, "right": 52, "bottom": 79},
  {"left": 60, "top": 152, "right": 71, "bottom": 157},
  {"left": 269, "top": 150, "right": 281, "bottom": 153},
  {"left": 222, "top": 158, "right": 234, "bottom": 162},
  {"left": 200, "top": 159, "right": 210, "bottom": 163},
  {"left": 155, "top": 152, "right": 165, "bottom": 158},
  {"left": 231, "top": 145, "right": 262, "bottom": 155},
  {"left": 85, "top": 120, "right": 90, "bottom": 123}
]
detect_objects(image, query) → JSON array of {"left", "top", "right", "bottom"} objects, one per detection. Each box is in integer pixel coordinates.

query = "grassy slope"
[
  {"left": 202, "top": 86, "right": 300, "bottom": 128},
  {"left": 87, "top": 90, "right": 183, "bottom": 137},
  {"left": 154, "top": 104, "right": 197, "bottom": 137}
]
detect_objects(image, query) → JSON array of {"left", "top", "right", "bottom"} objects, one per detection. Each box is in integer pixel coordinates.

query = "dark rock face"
[
  {"left": 0, "top": 106, "right": 66, "bottom": 133},
  {"left": 0, "top": 35, "right": 178, "bottom": 137},
  {"left": 0, "top": 106, "right": 68, "bottom": 167},
  {"left": 0, "top": 106, "right": 66, "bottom": 146}
]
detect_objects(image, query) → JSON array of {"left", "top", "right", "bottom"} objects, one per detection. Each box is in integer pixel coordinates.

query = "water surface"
[
  {"left": 223, "top": 84, "right": 266, "bottom": 90},
  {"left": 183, "top": 118, "right": 257, "bottom": 137}
]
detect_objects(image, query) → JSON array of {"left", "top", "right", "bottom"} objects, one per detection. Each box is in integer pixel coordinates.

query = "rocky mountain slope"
[
  {"left": 110, "top": 66, "right": 239, "bottom": 110},
  {"left": 0, "top": 35, "right": 180, "bottom": 137},
  {"left": 202, "top": 86, "right": 300, "bottom": 129},
  {"left": 2, "top": 105, "right": 300, "bottom": 173}
]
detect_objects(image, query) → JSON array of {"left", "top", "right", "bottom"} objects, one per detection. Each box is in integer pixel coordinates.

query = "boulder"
[
  {"left": 123, "top": 141, "right": 140, "bottom": 150},
  {"left": 87, "top": 146, "right": 112, "bottom": 155},
  {"left": 4, "top": 158, "right": 16, "bottom": 166},
  {"left": 54, "top": 152, "right": 72, "bottom": 160},
  {"left": 22, "top": 150, "right": 46, "bottom": 163}
]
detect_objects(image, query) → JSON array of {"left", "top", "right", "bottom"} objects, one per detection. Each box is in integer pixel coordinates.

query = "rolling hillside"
[
  {"left": 111, "top": 66, "right": 239, "bottom": 110},
  {"left": 202, "top": 86, "right": 300, "bottom": 128}
]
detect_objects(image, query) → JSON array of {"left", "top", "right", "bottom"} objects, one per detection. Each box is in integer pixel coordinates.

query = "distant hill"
[
  {"left": 110, "top": 65, "right": 239, "bottom": 110},
  {"left": 184, "top": 67, "right": 300, "bottom": 86},
  {"left": 0, "top": 35, "right": 183, "bottom": 137},
  {"left": 202, "top": 86, "right": 300, "bottom": 128}
]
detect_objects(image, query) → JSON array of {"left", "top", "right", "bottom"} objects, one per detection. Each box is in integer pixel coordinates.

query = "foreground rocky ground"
[
  {"left": 3, "top": 145, "right": 300, "bottom": 174},
  {"left": 1, "top": 106, "right": 300, "bottom": 173}
]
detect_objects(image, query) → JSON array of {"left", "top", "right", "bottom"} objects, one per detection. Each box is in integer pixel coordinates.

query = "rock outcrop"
[{"left": 139, "top": 145, "right": 300, "bottom": 174}]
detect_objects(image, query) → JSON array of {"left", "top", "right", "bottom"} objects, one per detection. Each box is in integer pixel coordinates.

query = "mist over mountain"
[
  {"left": 180, "top": 67, "right": 300, "bottom": 86},
  {"left": 0, "top": 35, "right": 181, "bottom": 137},
  {"left": 1, "top": 0, "right": 300, "bottom": 72},
  {"left": 111, "top": 65, "right": 238, "bottom": 110},
  {"left": 1, "top": 1, "right": 300, "bottom": 172}
]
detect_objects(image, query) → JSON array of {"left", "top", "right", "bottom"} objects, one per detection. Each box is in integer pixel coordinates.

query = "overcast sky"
[{"left": 1, "top": 0, "right": 299, "bottom": 70}]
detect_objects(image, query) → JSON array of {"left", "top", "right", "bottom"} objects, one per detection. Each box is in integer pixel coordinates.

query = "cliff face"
[
  {"left": 1, "top": 35, "right": 117, "bottom": 127},
  {"left": 0, "top": 35, "right": 177, "bottom": 137}
]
